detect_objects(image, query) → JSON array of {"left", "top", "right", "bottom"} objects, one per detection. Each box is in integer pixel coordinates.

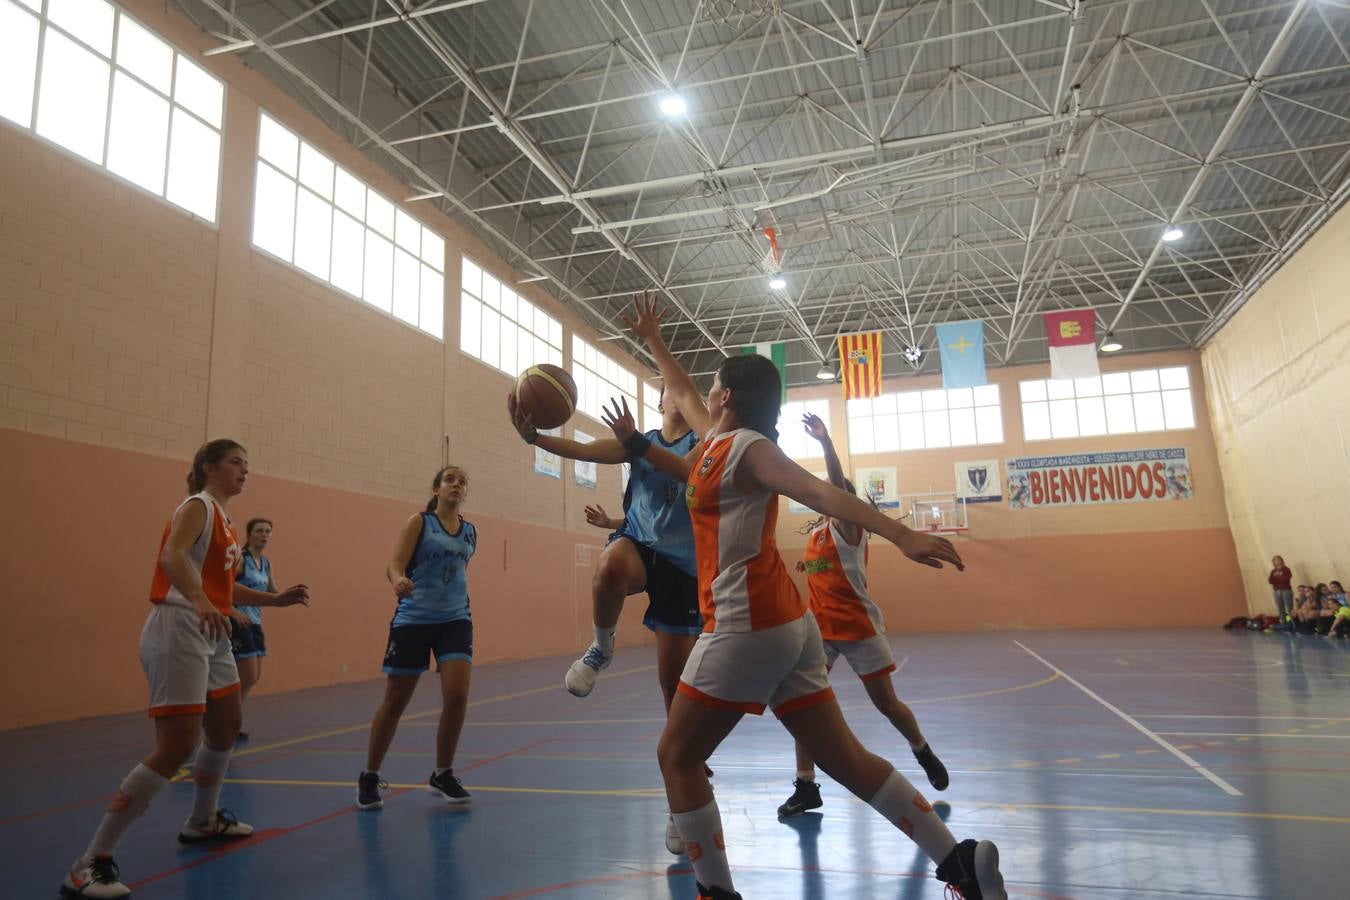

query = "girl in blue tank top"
[{"left": 357, "top": 465, "right": 478, "bottom": 810}]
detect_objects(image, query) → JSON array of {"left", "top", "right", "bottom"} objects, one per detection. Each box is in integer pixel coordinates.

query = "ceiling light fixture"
[
  {"left": 658, "top": 94, "right": 687, "bottom": 117},
  {"left": 815, "top": 365, "right": 835, "bottom": 381},
  {"left": 768, "top": 276, "right": 787, "bottom": 291},
  {"left": 1162, "top": 227, "right": 1184, "bottom": 242},
  {"left": 1100, "top": 333, "right": 1123, "bottom": 352}
]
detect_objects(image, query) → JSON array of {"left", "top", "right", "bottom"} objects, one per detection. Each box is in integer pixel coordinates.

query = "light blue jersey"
[
  {"left": 619, "top": 428, "right": 698, "bottom": 576},
  {"left": 392, "top": 513, "right": 477, "bottom": 626},
  {"left": 234, "top": 552, "right": 270, "bottom": 626}
]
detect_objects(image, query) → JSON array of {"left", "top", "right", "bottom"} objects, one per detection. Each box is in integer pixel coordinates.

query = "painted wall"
[
  {"left": 1202, "top": 201, "right": 1350, "bottom": 614},
  {"left": 772, "top": 350, "right": 1247, "bottom": 633}
]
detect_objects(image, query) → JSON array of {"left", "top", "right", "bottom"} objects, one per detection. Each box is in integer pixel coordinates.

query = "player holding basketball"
[
  {"left": 777, "top": 412, "right": 948, "bottom": 820},
  {"left": 358, "top": 465, "right": 477, "bottom": 810},
  {"left": 601, "top": 355, "right": 1006, "bottom": 900},
  {"left": 61, "top": 439, "right": 310, "bottom": 899},
  {"left": 507, "top": 293, "right": 713, "bottom": 852}
]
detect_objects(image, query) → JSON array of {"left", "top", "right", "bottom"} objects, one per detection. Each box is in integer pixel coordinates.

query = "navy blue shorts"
[
  {"left": 608, "top": 536, "right": 701, "bottom": 636},
  {"left": 382, "top": 619, "right": 473, "bottom": 675},
  {"left": 230, "top": 624, "right": 266, "bottom": 659}
]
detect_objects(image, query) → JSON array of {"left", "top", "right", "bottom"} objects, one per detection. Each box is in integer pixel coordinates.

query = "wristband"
[
  {"left": 523, "top": 426, "right": 539, "bottom": 445},
  {"left": 622, "top": 432, "right": 653, "bottom": 456}
]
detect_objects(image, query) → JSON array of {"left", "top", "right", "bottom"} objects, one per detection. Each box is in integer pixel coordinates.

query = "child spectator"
[{"left": 1268, "top": 557, "right": 1294, "bottom": 629}]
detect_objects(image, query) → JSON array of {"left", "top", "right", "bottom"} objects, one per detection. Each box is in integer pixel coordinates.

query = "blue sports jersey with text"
[
  {"left": 392, "top": 513, "right": 477, "bottom": 626},
  {"left": 234, "top": 553, "right": 270, "bottom": 626},
  {"left": 619, "top": 429, "right": 698, "bottom": 576}
]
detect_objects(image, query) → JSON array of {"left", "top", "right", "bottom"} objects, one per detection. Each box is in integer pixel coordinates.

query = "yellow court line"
[
  {"left": 230, "top": 664, "right": 658, "bottom": 759},
  {"left": 841, "top": 671, "right": 1059, "bottom": 712},
  {"left": 220, "top": 776, "right": 1350, "bottom": 825}
]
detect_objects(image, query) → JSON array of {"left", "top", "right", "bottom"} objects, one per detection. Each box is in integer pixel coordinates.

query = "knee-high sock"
[
  {"left": 189, "top": 743, "right": 233, "bottom": 826},
  {"left": 867, "top": 768, "right": 957, "bottom": 864},
  {"left": 672, "top": 800, "right": 734, "bottom": 891},
  {"left": 85, "top": 764, "right": 168, "bottom": 859}
]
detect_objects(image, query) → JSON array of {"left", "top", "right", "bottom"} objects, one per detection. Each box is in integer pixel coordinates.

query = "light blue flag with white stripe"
[{"left": 935, "top": 320, "right": 987, "bottom": 389}]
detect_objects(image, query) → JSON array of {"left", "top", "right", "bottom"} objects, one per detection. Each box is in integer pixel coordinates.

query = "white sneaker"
[
  {"left": 563, "top": 642, "right": 612, "bottom": 697},
  {"left": 665, "top": 815, "right": 684, "bottom": 855},
  {"left": 177, "top": 808, "right": 254, "bottom": 844},
  {"left": 61, "top": 857, "right": 130, "bottom": 898}
]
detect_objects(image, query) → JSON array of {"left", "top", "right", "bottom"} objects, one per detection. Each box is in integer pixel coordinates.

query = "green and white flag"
[{"left": 741, "top": 342, "right": 787, "bottom": 402}]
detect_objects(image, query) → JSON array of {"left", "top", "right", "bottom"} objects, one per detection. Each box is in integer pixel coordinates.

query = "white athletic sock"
[
  {"left": 672, "top": 800, "right": 733, "bottom": 892},
  {"left": 188, "top": 743, "right": 233, "bottom": 827},
  {"left": 796, "top": 770, "right": 815, "bottom": 782},
  {"left": 593, "top": 626, "right": 616, "bottom": 655},
  {"left": 85, "top": 764, "right": 168, "bottom": 858},
  {"left": 867, "top": 768, "right": 956, "bottom": 864}
]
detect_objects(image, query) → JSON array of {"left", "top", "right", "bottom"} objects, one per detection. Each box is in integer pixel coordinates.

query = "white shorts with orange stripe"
[
  {"left": 823, "top": 634, "right": 897, "bottom": 682},
  {"left": 139, "top": 602, "right": 240, "bottom": 718},
  {"left": 677, "top": 613, "right": 834, "bottom": 718}
]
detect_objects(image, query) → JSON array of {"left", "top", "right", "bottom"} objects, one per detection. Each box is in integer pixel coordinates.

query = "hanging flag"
[
  {"left": 741, "top": 342, "right": 787, "bottom": 402},
  {"left": 838, "top": 332, "right": 883, "bottom": 400},
  {"left": 1043, "top": 309, "right": 1100, "bottom": 380},
  {"left": 935, "top": 320, "right": 987, "bottom": 389}
]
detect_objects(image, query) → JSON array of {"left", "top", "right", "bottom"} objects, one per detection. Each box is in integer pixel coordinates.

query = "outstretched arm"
[
  {"left": 624, "top": 292, "right": 711, "bottom": 435},
  {"left": 507, "top": 392, "right": 630, "bottom": 463},
  {"left": 802, "top": 413, "right": 861, "bottom": 545},
  {"left": 740, "top": 440, "right": 964, "bottom": 571},
  {"left": 602, "top": 396, "right": 700, "bottom": 482}
]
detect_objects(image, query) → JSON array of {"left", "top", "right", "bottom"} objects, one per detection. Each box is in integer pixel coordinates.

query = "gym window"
[
  {"left": 849, "top": 385, "right": 1003, "bottom": 453},
  {"left": 251, "top": 112, "right": 444, "bottom": 338},
  {"left": 571, "top": 336, "right": 636, "bottom": 425},
  {"left": 0, "top": 0, "right": 223, "bottom": 222},
  {"left": 778, "top": 399, "right": 832, "bottom": 460},
  {"left": 1019, "top": 367, "right": 1195, "bottom": 441},
  {"left": 460, "top": 256, "right": 562, "bottom": 374}
]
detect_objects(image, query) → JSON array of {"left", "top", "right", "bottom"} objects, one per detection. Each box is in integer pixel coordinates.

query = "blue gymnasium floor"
[{"left": 5, "top": 630, "right": 1350, "bottom": 899}]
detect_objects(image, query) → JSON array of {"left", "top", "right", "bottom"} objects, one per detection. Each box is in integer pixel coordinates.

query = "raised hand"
[
  {"left": 621, "top": 291, "right": 665, "bottom": 344},
  {"left": 601, "top": 396, "right": 638, "bottom": 444},
  {"left": 896, "top": 530, "right": 964, "bottom": 571},
  {"left": 584, "top": 503, "right": 611, "bottom": 528},
  {"left": 802, "top": 412, "right": 828, "bottom": 441},
  {"left": 506, "top": 391, "right": 537, "bottom": 441},
  {"left": 275, "top": 584, "right": 311, "bottom": 608}
]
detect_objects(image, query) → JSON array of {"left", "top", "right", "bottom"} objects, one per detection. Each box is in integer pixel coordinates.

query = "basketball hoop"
[
  {"left": 699, "top": 0, "right": 782, "bottom": 30},
  {"left": 760, "top": 226, "right": 782, "bottom": 274}
]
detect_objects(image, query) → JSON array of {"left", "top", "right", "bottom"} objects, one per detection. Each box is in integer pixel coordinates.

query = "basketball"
[{"left": 515, "top": 363, "right": 578, "bottom": 430}]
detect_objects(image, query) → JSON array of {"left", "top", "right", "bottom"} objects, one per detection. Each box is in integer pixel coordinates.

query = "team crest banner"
[
  {"left": 1007, "top": 447, "right": 1192, "bottom": 509},
  {"left": 955, "top": 459, "right": 1001, "bottom": 503},
  {"left": 838, "top": 331, "right": 883, "bottom": 399}
]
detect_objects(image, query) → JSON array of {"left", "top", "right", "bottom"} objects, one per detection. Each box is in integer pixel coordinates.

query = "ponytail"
[{"left": 187, "top": 439, "right": 245, "bottom": 494}]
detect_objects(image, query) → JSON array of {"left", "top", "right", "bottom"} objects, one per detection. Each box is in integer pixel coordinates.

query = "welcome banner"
[{"left": 1007, "top": 447, "right": 1192, "bottom": 509}]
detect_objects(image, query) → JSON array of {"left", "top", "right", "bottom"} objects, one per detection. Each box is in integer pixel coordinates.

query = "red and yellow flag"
[{"left": 837, "top": 332, "right": 883, "bottom": 399}]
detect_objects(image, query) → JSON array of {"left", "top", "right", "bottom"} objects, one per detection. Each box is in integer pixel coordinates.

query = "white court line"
[
  {"left": 1013, "top": 640, "right": 1243, "bottom": 797},
  {"left": 1137, "top": 714, "right": 1347, "bottom": 720},
  {"left": 1155, "top": 732, "right": 1350, "bottom": 740}
]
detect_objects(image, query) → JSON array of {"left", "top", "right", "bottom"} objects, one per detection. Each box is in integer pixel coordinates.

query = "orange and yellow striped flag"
[{"left": 837, "top": 332, "right": 883, "bottom": 399}]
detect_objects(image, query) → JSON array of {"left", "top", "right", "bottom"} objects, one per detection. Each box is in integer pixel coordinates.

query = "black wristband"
[
  {"left": 622, "top": 432, "right": 653, "bottom": 456},
  {"left": 523, "top": 427, "right": 539, "bottom": 445}
]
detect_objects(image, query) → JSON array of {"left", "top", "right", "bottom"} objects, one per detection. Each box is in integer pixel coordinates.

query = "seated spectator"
[
  {"left": 1292, "top": 587, "right": 1319, "bottom": 635},
  {"left": 1328, "top": 581, "right": 1350, "bottom": 639}
]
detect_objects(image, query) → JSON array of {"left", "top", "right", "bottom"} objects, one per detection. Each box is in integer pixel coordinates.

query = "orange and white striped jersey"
[
  {"left": 685, "top": 428, "right": 805, "bottom": 633},
  {"left": 149, "top": 492, "right": 241, "bottom": 614},
  {"left": 802, "top": 520, "right": 886, "bottom": 641}
]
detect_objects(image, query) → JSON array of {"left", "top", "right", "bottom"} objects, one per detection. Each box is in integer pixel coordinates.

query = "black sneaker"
[
  {"left": 696, "top": 883, "right": 743, "bottom": 900},
  {"left": 776, "top": 777, "right": 822, "bottom": 818},
  {"left": 914, "top": 743, "right": 950, "bottom": 791},
  {"left": 936, "top": 839, "right": 1006, "bottom": 900},
  {"left": 357, "top": 771, "right": 386, "bottom": 810},
  {"left": 428, "top": 769, "right": 471, "bottom": 805}
]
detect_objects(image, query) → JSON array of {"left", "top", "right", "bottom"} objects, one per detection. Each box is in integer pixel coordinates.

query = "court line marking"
[
  {"left": 228, "top": 663, "right": 658, "bottom": 760},
  {"left": 1154, "top": 732, "right": 1350, "bottom": 740},
  {"left": 219, "top": 776, "right": 1350, "bottom": 825},
  {"left": 1136, "top": 714, "right": 1348, "bottom": 720},
  {"left": 1013, "top": 640, "right": 1243, "bottom": 797},
  {"left": 839, "top": 671, "right": 1060, "bottom": 712}
]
